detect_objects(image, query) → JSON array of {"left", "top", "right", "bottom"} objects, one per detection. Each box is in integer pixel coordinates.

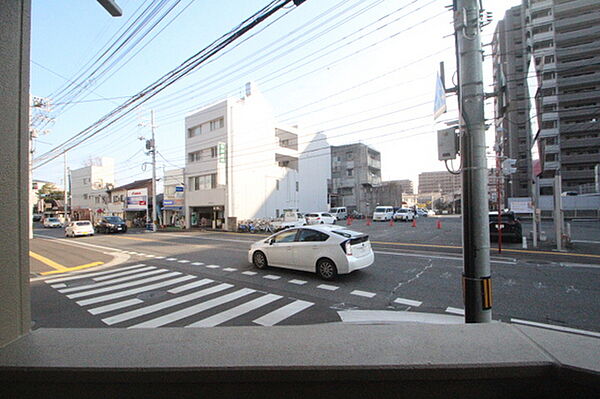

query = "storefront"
[{"left": 189, "top": 206, "right": 224, "bottom": 229}]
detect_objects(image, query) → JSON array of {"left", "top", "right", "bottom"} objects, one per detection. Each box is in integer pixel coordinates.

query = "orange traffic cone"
[
  {"left": 437, "top": 220, "right": 442, "bottom": 229},
  {"left": 366, "top": 218, "right": 372, "bottom": 226},
  {"left": 389, "top": 218, "right": 394, "bottom": 226},
  {"left": 411, "top": 219, "right": 417, "bottom": 228}
]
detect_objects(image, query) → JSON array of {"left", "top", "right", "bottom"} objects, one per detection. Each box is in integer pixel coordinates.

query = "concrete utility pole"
[
  {"left": 151, "top": 110, "right": 158, "bottom": 232},
  {"left": 64, "top": 152, "right": 69, "bottom": 223},
  {"left": 454, "top": 0, "right": 492, "bottom": 323}
]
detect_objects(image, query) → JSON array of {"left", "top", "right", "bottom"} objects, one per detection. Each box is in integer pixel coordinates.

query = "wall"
[{"left": 298, "top": 132, "right": 330, "bottom": 213}]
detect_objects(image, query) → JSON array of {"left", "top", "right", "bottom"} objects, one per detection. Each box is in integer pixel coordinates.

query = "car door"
[
  {"left": 293, "top": 229, "right": 331, "bottom": 271},
  {"left": 264, "top": 229, "right": 299, "bottom": 268}
]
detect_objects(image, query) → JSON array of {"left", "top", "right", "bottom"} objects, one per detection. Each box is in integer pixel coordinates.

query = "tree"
[{"left": 36, "top": 183, "right": 64, "bottom": 201}]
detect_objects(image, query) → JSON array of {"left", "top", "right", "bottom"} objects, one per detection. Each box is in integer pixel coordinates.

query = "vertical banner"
[{"left": 217, "top": 142, "right": 226, "bottom": 185}]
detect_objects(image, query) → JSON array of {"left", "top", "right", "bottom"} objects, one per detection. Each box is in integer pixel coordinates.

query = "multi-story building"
[
  {"left": 105, "top": 178, "right": 153, "bottom": 225},
  {"left": 184, "top": 83, "right": 329, "bottom": 230},
  {"left": 494, "top": 0, "right": 600, "bottom": 197},
  {"left": 162, "top": 168, "right": 184, "bottom": 226},
  {"left": 418, "top": 171, "right": 462, "bottom": 196},
  {"left": 329, "top": 143, "right": 381, "bottom": 215},
  {"left": 372, "top": 180, "right": 404, "bottom": 208},
  {"left": 396, "top": 179, "right": 414, "bottom": 194},
  {"left": 70, "top": 157, "right": 114, "bottom": 221}
]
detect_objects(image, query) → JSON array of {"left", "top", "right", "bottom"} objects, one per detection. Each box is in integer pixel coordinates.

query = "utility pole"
[
  {"left": 454, "top": 0, "right": 492, "bottom": 323},
  {"left": 150, "top": 110, "right": 158, "bottom": 232},
  {"left": 64, "top": 152, "right": 69, "bottom": 224}
]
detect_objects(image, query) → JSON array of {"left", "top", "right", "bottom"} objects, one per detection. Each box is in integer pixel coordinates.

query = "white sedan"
[
  {"left": 248, "top": 225, "right": 374, "bottom": 280},
  {"left": 65, "top": 220, "right": 95, "bottom": 237},
  {"left": 304, "top": 212, "right": 337, "bottom": 225}
]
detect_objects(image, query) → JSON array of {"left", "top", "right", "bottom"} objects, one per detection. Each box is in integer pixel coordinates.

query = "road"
[{"left": 30, "top": 221, "right": 600, "bottom": 335}]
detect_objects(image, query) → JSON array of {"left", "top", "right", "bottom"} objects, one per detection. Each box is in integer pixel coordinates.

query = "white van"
[
  {"left": 330, "top": 207, "right": 347, "bottom": 220},
  {"left": 373, "top": 206, "right": 394, "bottom": 221}
]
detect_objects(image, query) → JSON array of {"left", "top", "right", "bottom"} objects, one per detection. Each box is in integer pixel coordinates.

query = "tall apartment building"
[
  {"left": 329, "top": 143, "right": 381, "bottom": 215},
  {"left": 70, "top": 157, "right": 115, "bottom": 219},
  {"left": 184, "top": 83, "right": 329, "bottom": 229},
  {"left": 418, "top": 171, "right": 461, "bottom": 196},
  {"left": 494, "top": 0, "right": 600, "bottom": 197},
  {"left": 396, "top": 179, "right": 414, "bottom": 194}
]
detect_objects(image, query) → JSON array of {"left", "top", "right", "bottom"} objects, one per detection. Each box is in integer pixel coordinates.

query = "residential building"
[
  {"left": 396, "top": 179, "right": 414, "bottom": 194},
  {"left": 70, "top": 157, "right": 114, "bottom": 221},
  {"left": 105, "top": 178, "right": 153, "bottom": 226},
  {"left": 372, "top": 180, "right": 404, "bottom": 208},
  {"left": 329, "top": 143, "right": 381, "bottom": 215},
  {"left": 184, "top": 83, "right": 329, "bottom": 230},
  {"left": 418, "top": 171, "right": 462, "bottom": 196},
  {"left": 162, "top": 168, "right": 185, "bottom": 226}
]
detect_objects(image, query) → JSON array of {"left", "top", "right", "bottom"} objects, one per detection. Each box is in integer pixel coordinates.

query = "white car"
[
  {"left": 65, "top": 220, "right": 95, "bottom": 237},
  {"left": 304, "top": 212, "right": 337, "bottom": 225},
  {"left": 393, "top": 208, "right": 414, "bottom": 222},
  {"left": 329, "top": 207, "right": 347, "bottom": 220},
  {"left": 43, "top": 217, "right": 63, "bottom": 228},
  {"left": 416, "top": 208, "right": 428, "bottom": 217},
  {"left": 248, "top": 225, "right": 374, "bottom": 280},
  {"left": 372, "top": 206, "right": 394, "bottom": 221}
]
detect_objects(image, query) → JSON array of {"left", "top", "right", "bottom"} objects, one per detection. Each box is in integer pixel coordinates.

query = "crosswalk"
[{"left": 44, "top": 264, "right": 315, "bottom": 328}]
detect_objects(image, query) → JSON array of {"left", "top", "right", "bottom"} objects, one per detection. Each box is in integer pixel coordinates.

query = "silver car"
[{"left": 248, "top": 225, "right": 374, "bottom": 280}]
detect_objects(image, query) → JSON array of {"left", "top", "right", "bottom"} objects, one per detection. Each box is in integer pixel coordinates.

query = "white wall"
[
  {"left": 70, "top": 157, "right": 114, "bottom": 211},
  {"left": 298, "top": 131, "right": 330, "bottom": 213}
]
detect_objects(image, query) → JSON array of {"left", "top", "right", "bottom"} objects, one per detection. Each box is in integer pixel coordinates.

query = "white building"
[
  {"left": 70, "top": 157, "right": 115, "bottom": 221},
  {"left": 184, "top": 83, "right": 328, "bottom": 230},
  {"left": 162, "top": 168, "right": 185, "bottom": 226}
]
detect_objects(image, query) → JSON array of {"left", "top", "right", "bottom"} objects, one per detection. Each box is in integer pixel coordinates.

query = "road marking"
[
  {"left": 51, "top": 283, "right": 67, "bottom": 289},
  {"left": 168, "top": 279, "right": 215, "bottom": 294},
  {"left": 572, "top": 240, "right": 600, "bottom": 244},
  {"left": 186, "top": 293, "right": 283, "bottom": 327},
  {"left": 116, "top": 236, "right": 155, "bottom": 242},
  {"left": 128, "top": 288, "right": 255, "bottom": 328},
  {"left": 561, "top": 262, "right": 600, "bottom": 269},
  {"left": 288, "top": 279, "right": 307, "bottom": 285},
  {"left": 145, "top": 254, "right": 155, "bottom": 258},
  {"left": 58, "top": 269, "right": 170, "bottom": 293},
  {"left": 374, "top": 250, "right": 516, "bottom": 265},
  {"left": 178, "top": 260, "right": 190, "bottom": 263},
  {"left": 223, "top": 267, "right": 238, "bottom": 272},
  {"left": 191, "top": 262, "right": 204, "bottom": 266},
  {"left": 45, "top": 264, "right": 148, "bottom": 284},
  {"left": 88, "top": 299, "right": 144, "bottom": 315},
  {"left": 76, "top": 275, "right": 196, "bottom": 306},
  {"left": 102, "top": 281, "right": 228, "bottom": 326},
  {"left": 253, "top": 300, "right": 314, "bottom": 326},
  {"left": 29, "top": 251, "right": 68, "bottom": 272},
  {"left": 393, "top": 297, "right": 423, "bottom": 307},
  {"left": 205, "top": 264, "right": 220, "bottom": 269},
  {"left": 317, "top": 284, "right": 339, "bottom": 291},
  {"left": 351, "top": 290, "right": 376, "bottom": 298},
  {"left": 92, "top": 266, "right": 156, "bottom": 281},
  {"left": 154, "top": 256, "right": 166, "bottom": 259},
  {"left": 445, "top": 307, "right": 465, "bottom": 315},
  {"left": 66, "top": 272, "right": 182, "bottom": 299},
  {"left": 40, "top": 261, "right": 106, "bottom": 275},
  {"left": 166, "top": 258, "right": 177, "bottom": 261},
  {"left": 242, "top": 271, "right": 257, "bottom": 276},
  {"left": 510, "top": 318, "right": 600, "bottom": 338},
  {"left": 338, "top": 310, "right": 463, "bottom": 324},
  {"left": 263, "top": 274, "right": 281, "bottom": 280}
]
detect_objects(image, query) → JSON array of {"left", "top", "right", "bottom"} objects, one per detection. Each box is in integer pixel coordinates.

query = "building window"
[
  {"left": 276, "top": 179, "right": 279, "bottom": 191},
  {"left": 188, "top": 125, "right": 201, "bottom": 138},
  {"left": 541, "top": 120, "right": 557, "bottom": 129},
  {"left": 113, "top": 195, "right": 119, "bottom": 202},
  {"left": 210, "top": 146, "right": 217, "bottom": 158},
  {"left": 188, "top": 151, "right": 201, "bottom": 163},
  {"left": 347, "top": 169, "right": 353, "bottom": 177},
  {"left": 83, "top": 194, "right": 88, "bottom": 200},
  {"left": 296, "top": 181, "right": 299, "bottom": 192},
  {"left": 542, "top": 72, "right": 555, "bottom": 80},
  {"left": 209, "top": 117, "right": 224, "bottom": 131},
  {"left": 188, "top": 174, "right": 216, "bottom": 191},
  {"left": 95, "top": 197, "right": 100, "bottom": 204},
  {"left": 346, "top": 151, "right": 353, "bottom": 160},
  {"left": 544, "top": 55, "right": 555, "bottom": 64}
]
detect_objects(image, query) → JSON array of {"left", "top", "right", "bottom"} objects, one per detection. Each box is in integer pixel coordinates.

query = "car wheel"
[
  {"left": 316, "top": 258, "right": 337, "bottom": 280},
  {"left": 252, "top": 251, "right": 268, "bottom": 269},
  {"left": 320, "top": 221, "right": 324, "bottom": 224}
]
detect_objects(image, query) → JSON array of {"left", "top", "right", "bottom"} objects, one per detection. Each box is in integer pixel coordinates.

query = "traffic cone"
[
  {"left": 412, "top": 219, "right": 416, "bottom": 228},
  {"left": 366, "top": 218, "right": 372, "bottom": 226},
  {"left": 437, "top": 220, "right": 442, "bottom": 229},
  {"left": 389, "top": 218, "right": 394, "bottom": 226}
]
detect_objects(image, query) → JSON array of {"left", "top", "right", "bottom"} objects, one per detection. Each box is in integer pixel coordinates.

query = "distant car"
[
  {"left": 489, "top": 211, "right": 522, "bottom": 243},
  {"left": 43, "top": 217, "right": 63, "bottom": 228},
  {"left": 427, "top": 209, "right": 436, "bottom": 216},
  {"left": 330, "top": 207, "right": 348, "bottom": 220},
  {"left": 305, "top": 212, "right": 337, "bottom": 225},
  {"left": 248, "top": 225, "right": 374, "bottom": 280},
  {"left": 393, "top": 208, "right": 414, "bottom": 222},
  {"left": 96, "top": 216, "right": 128, "bottom": 234},
  {"left": 416, "top": 208, "right": 428, "bottom": 217},
  {"left": 561, "top": 191, "right": 578, "bottom": 196},
  {"left": 372, "top": 206, "right": 394, "bottom": 221},
  {"left": 65, "top": 220, "right": 94, "bottom": 237},
  {"left": 33, "top": 213, "right": 42, "bottom": 222}
]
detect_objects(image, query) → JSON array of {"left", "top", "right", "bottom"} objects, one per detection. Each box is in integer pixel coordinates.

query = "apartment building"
[
  {"left": 396, "top": 179, "right": 414, "bottom": 194},
  {"left": 70, "top": 157, "right": 115, "bottom": 220},
  {"left": 494, "top": 0, "right": 600, "bottom": 197},
  {"left": 329, "top": 143, "right": 382, "bottom": 215},
  {"left": 184, "top": 83, "right": 328, "bottom": 229},
  {"left": 418, "top": 171, "right": 462, "bottom": 196}
]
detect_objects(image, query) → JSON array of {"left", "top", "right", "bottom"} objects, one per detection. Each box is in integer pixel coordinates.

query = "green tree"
[{"left": 36, "top": 183, "right": 64, "bottom": 201}]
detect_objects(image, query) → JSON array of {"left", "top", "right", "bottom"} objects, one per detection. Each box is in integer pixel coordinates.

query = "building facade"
[
  {"left": 418, "top": 170, "right": 462, "bottom": 196},
  {"left": 105, "top": 178, "right": 153, "bottom": 226},
  {"left": 372, "top": 180, "right": 404, "bottom": 208},
  {"left": 329, "top": 143, "right": 382, "bottom": 215},
  {"left": 162, "top": 168, "right": 185, "bottom": 226},
  {"left": 70, "top": 157, "right": 114, "bottom": 221},
  {"left": 396, "top": 179, "right": 414, "bottom": 194}
]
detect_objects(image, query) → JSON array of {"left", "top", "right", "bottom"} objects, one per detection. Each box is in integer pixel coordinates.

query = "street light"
[{"left": 97, "top": 0, "right": 122, "bottom": 17}]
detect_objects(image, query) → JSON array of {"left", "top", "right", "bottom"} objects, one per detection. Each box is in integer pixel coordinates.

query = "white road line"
[
  {"left": 561, "top": 262, "right": 600, "bottom": 269},
  {"left": 92, "top": 266, "right": 156, "bottom": 281},
  {"left": 510, "top": 318, "right": 600, "bottom": 338},
  {"left": 145, "top": 254, "right": 155, "bottom": 258},
  {"left": 45, "top": 264, "right": 148, "bottom": 284},
  {"left": 288, "top": 279, "right": 307, "bottom": 285},
  {"left": 135, "top": 253, "right": 146, "bottom": 256},
  {"left": 317, "top": 284, "right": 339, "bottom": 291},
  {"left": 166, "top": 258, "right": 177, "bottom": 261},
  {"left": 263, "top": 275, "right": 281, "bottom": 280},
  {"left": 191, "top": 262, "right": 204, "bottom": 266},
  {"left": 253, "top": 300, "right": 314, "bottom": 326},
  {"left": 168, "top": 279, "right": 215, "bottom": 294},
  {"left": 571, "top": 239, "right": 600, "bottom": 244},
  {"left": 374, "top": 250, "right": 516, "bottom": 265},
  {"left": 445, "top": 307, "right": 465, "bottom": 315},
  {"left": 242, "top": 271, "right": 257, "bottom": 276},
  {"left": 154, "top": 256, "right": 166, "bottom": 259},
  {"left": 50, "top": 283, "right": 67, "bottom": 289},
  {"left": 393, "top": 297, "right": 423, "bottom": 307},
  {"left": 88, "top": 299, "right": 144, "bottom": 315},
  {"left": 102, "top": 282, "right": 230, "bottom": 326},
  {"left": 338, "top": 310, "right": 463, "bottom": 324},
  {"left": 66, "top": 272, "right": 182, "bottom": 299},
  {"left": 178, "top": 260, "right": 190, "bottom": 263},
  {"left": 58, "top": 269, "right": 170, "bottom": 293},
  {"left": 186, "top": 294, "right": 283, "bottom": 328},
  {"left": 350, "top": 290, "right": 376, "bottom": 298},
  {"left": 35, "top": 234, "right": 124, "bottom": 253},
  {"left": 223, "top": 268, "right": 238, "bottom": 272},
  {"left": 205, "top": 264, "right": 220, "bottom": 269},
  {"left": 76, "top": 275, "right": 196, "bottom": 306},
  {"left": 128, "top": 288, "right": 255, "bottom": 328}
]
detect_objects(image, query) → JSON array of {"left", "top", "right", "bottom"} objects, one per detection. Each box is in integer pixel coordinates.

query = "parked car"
[
  {"left": 372, "top": 206, "right": 394, "bottom": 221},
  {"left": 33, "top": 213, "right": 42, "bottom": 222},
  {"left": 43, "top": 217, "right": 63, "bottom": 228},
  {"left": 271, "top": 211, "right": 306, "bottom": 231},
  {"left": 65, "top": 220, "right": 95, "bottom": 237},
  {"left": 96, "top": 216, "right": 128, "bottom": 234},
  {"left": 416, "top": 208, "right": 428, "bottom": 217},
  {"left": 427, "top": 209, "right": 436, "bottom": 216},
  {"left": 393, "top": 208, "right": 414, "bottom": 222},
  {"left": 329, "top": 207, "right": 348, "bottom": 220},
  {"left": 305, "top": 212, "right": 337, "bottom": 225},
  {"left": 248, "top": 225, "right": 374, "bottom": 280},
  {"left": 489, "top": 211, "right": 522, "bottom": 243}
]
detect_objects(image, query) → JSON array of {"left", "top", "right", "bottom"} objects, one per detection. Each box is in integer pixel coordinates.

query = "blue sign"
[
  {"left": 175, "top": 186, "right": 184, "bottom": 192},
  {"left": 163, "top": 200, "right": 174, "bottom": 206}
]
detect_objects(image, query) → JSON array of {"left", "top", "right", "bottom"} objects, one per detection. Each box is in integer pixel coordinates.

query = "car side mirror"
[{"left": 269, "top": 238, "right": 275, "bottom": 245}]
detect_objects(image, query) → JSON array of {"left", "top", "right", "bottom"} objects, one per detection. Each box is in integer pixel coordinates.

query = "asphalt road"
[{"left": 30, "top": 222, "right": 600, "bottom": 335}]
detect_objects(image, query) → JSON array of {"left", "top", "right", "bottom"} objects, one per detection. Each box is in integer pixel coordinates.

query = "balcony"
[
  {"left": 555, "top": 0, "right": 599, "bottom": 16},
  {"left": 540, "top": 127, "right": 559, "bottom": 137},
  {"left": 559, "top": 90, "right": 600, "bottom": 104},
  {"left": 555, "top": 24, "right": 600, "bottom": 46},
  {"left": 544, "top": 144, "right": 559, "bottom": 153},
  {"left": 275, "top": 128, "right": 298, "bottom": 151},
  {"left": 367, "top": 158, "right": 381, "bottom": 170},
  {"left": 560, "top": 153, "right": 600, "bottom": 164},
  {"left": 561, "top": 169, "right": 596, "bottom": 180},
  {"left": 544, "top": 160, "right": 560, "bottom": 170},
  {"left": 561, "top": 137, "right": 600, "bottom": 149},
  {"left": 530, "top": 0, "right": 552, "bottom": 11},
  {"left": 275, "top": 153, "right": 298, "bottom": 171},
  {"left": 541, "top": 112, "right": 558, "bottom": 121}
]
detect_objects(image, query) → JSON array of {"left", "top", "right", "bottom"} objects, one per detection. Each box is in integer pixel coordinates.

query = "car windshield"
[
  {"left": 105, "top": 216, "right": 123, "bottom": 223},
  {"left": 305, "top": 214, "right": 319, "bottom": 217},
  {"left": 48, "top": 218, "right": 59, "bottom": 222},
  {"left": 75, "top": 221, "right": 91, "bottom": 226},
  {"left": 397, "top": 209, "right": 407, "bottom": 213},
  {"left": 374, "top": 207, "right": 387, "bottom": 213}
]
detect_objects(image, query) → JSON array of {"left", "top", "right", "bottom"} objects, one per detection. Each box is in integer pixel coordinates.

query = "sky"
[{"left": 30, "top": 0, "right": 522, "bottom": 190}]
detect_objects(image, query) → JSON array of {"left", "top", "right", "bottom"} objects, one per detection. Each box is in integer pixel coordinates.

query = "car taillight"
[
  {"left": 317, "top": 217, "right": 320, "bottom": 220},
  {"left": 345, "top": 241, "right": 352, "bottom": 256}
]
